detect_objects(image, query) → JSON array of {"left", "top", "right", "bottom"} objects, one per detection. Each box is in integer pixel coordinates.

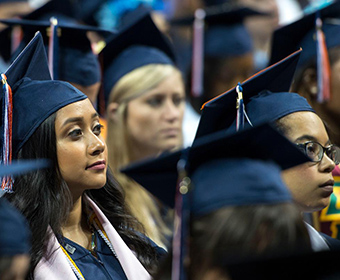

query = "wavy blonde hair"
[{"left": 107, "top": 64, "right": 182, "bottom": 247}]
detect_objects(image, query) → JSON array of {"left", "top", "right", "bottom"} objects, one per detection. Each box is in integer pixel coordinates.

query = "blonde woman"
[{"left": 101, "top": 14, "right": 185, "bottom": 248}]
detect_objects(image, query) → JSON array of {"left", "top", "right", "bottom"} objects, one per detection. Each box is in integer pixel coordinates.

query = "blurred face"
[
  {"left": 0, "top": 254, "right": 30, "bottom": 280},
  {"left": 281, "top": 112, "right": 336, "bottom": 212},
  {"left": 327, "top": 56, "right": 340, "bottom": 117},
  {"left": 0, "top": 2, "right": 33, "bottom": 31},
  {"left": 239, "top": 0, "right": 279, "bottom": 41},
  {"left": 126, "top": 71, "right": 185, "bottom": 160},
  {"left": 55, "top": 99, "right": 107, "bottom": 197},
  {"left": 207, "top": 54, "right": 254, "bottom": 100}
]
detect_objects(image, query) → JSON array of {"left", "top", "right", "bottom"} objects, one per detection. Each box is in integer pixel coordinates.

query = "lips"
[
  {"left": 161, "top": 128, "right": 180, "bottom": 137},
  {"left": 86, "top": 160, "right": 106, "bottom": 170},
  {"left": 319, "top": 179, "right": 335, "bottom": 194}
]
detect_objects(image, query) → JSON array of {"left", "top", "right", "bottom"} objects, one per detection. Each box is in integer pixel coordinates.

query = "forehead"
[
  {"left": 281, "top": 111, "right": 329, "bottom": 143},
  {"left": 139, "top": 71, "right": 184, "bottom": 97},
  {"left": 55, "top": 98, "right": 95, "bottom": 121}
]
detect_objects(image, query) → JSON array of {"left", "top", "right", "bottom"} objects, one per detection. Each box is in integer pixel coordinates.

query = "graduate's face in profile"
[
  {"left": 281, "top": 111, "right": 335, "bottom": 212},
  {"left": 126, "top": 71, "right": 185, "bottom": 159},
  {"left": 55, "top": 99, "right": 108, "bottom": 196}
]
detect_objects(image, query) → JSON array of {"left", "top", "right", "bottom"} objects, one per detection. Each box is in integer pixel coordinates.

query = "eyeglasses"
[{"left": 296, "top": 141, "right": 340, "bottom": 165}]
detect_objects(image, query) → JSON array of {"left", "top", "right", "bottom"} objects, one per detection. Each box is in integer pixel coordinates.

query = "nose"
[
  {"left": 88, "top": 133, "right": 105, "bottom": 156},
  {"left": 163, "top": 99, "right": 181, "bottom": 122},
  {"left": 319, "top": 153, "right": 336, "bottom": 173}
]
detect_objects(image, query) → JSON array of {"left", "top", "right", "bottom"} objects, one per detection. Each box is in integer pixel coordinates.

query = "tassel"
[
  {"left": 236, "top": 83, "right": 245, "bottom": 131},
  {"left": 1, "top": 74, "right": 13, "bottom": 192},
  {"left": 191, "top": 9, "right": 206, "bottom": 98},
  {"left": 315, "top": 14, "right": 331, "bottom": 103},
  {"left": 10, "top": 26, "right": 23, "bottom": 55},
  {"left": 48, "top": 17, "right": 59, "bottom": 80},
  {"left": 172, "top": 153, "right": 190, "bottom": 280}
]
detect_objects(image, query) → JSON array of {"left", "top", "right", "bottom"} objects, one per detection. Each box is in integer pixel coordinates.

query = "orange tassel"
[{"left": 316, "top": 16, "right": 331, "bottom": 103}]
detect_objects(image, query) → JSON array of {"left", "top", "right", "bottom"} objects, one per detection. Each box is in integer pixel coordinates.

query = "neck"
[
  {"left": 61, "top": 195, "right": 91, "bottom": 246},
  {"left": 252, "top": 35, "right": 270, "bottom": 53},
  {"left": 128, "top": 142, "right": 160, "bottom": 163}
]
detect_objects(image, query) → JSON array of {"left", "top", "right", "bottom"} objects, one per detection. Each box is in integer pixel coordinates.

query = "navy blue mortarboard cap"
[
  {"left": 0, "top": 0, "right": 26, "bottom": 3},
  {"left": 203, "top": 0, "right": 229, "bottom": 7},
  {"left": 171, "top": 4, "right": 265, "bottom": 26},
  {"left": 2, "top": 32, "right": 87, "bottom": 156},
  {"left": 0, "top": 159, "right": 50, "bottom": 178},
  {"left": 0, "top": 197, "right": 30, "bottom": 255},
  {"left": 171, "top": 5, "right": 264, "bottom": 57},
  {"left": 269, "top": 1, "right": 340, "bottom": 67},
  {"left": 0, "top": 16, "right": 113, "bottom": 86},
  {"left": 122, "top": 123, "right": 310, "bottom": 209},
  {"left": 204, "top": 24, "right": 252, "bottom": 57},
  {"left": 195, "top": 49, "right": 314, "bottom": 139},
  {"left": 100, "top": 12, "right": 176, "bottom": 105},
  {"left": 191, "top": 158, "right": 290, "bottom": 217}
]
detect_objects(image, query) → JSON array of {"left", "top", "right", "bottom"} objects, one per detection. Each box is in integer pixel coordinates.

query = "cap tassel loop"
[
  {"left": 48, "top": 17, "right": 59, "bottom": 80},
  {"left": 191, "top": 9, "right": 206, "bottom": 98},
  {"left": 172, "top": 150, "right": 191, "bottom": 280},
  {"left": 1, "top": 74, "right": 13, "bottom": 192},
  {"left": 236, "top": 83, "right": 245, "bottom": 131},
  {"left": 316, "top": 14, "right": 331, "bottom": 103}
]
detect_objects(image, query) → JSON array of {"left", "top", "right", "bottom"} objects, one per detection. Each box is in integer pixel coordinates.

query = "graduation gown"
[{"left": 34, "top": 195, "right": 151, "bottom": 280}]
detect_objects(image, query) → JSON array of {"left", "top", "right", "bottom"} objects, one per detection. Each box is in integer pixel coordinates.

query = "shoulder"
[
  {"left": 320, "top": 232, "right": 340, "bottom": 251},
  {"left": 137, "top": 232, "right": 168, "bottom": 260}
]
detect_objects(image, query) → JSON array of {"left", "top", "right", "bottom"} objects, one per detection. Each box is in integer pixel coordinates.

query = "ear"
[
  {"left": 300, "top": 68, "right": 318, "bottom": 101},
  {"left": 107, "top": 102, "right": 120, "bottom": 123}
]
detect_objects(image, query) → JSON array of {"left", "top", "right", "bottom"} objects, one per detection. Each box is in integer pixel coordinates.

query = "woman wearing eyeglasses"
[{"left": 236, "top": 90, "right": 340, "bottom": 251}]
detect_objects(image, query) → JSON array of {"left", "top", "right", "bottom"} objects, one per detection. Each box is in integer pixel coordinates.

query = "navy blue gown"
[{"left": 63, "top": 232, "right": 128, "bottom": 280}]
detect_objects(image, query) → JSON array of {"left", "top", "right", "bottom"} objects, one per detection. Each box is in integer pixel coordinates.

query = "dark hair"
[
  {"left": 4, "top": 112, "right": 159, "bottom": 279},
  {"left": 292, "top": 46, "right": 340, "bottom": 94},
  {"left": 155, "top": 203, "right": 311, "bottom": 280}
]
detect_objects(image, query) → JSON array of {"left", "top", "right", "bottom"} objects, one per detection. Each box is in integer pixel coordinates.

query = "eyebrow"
[
  {"left": 294, "top": 135, "right": 331, "bottom": 146},
  {"left": 62, "top": 113, "right": 99, "bottom": 127}
]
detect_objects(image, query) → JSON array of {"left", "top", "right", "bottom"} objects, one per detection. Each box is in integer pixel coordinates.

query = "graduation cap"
[
  {"left": 0, "top": 14, "right": 113, "bottom": 85},
  {"left": 122, "top": 123, "right": 309, "bottom": 280},
  {"left": 0, "top": 197, "right": 30, "bottom": 256},
  {"left": 171, "top": 3, "right": 266, "bottom": 98},
  {"left": 0, "top": 0, "right": 27, "bottom": 3},
  {"left": 269, "top": 1, "right": 340, "bottom": 103},
  {"left": 194, "top": 49, "right": 315, "bottom": 139},
  {"left": 122, "top": 123, "right": 310, "bottom": 209},
  {"left": 0, "top": 32, "right": 87, "bottom": 191},
  {"left": 0, "top": 159, "right": 50, "bottom": 178},
  {"left": 100, "top": 12, "right": 176, "bottom": 106},
  {"left": 0, "top": 158, "right": 50, "bottom": 255}
]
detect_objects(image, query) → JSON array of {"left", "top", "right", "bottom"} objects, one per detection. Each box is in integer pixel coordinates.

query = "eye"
[
  {"left": 93, "top": 124, "right": 103, "bottom": 136},
  {"left": 306, "top": 142, "right": 322, "bottom": 160},
  {"left": 68, "top": 129, "right": 82, "bottom": 138},
  {"left": 173, "top": 95, "right": 185, "bottom": 107},
  {"left": 146, "top": 96, "right": 163, "bottom": 107}
]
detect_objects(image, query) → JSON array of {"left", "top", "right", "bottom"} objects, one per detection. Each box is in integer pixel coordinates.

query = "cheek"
[
  {"left": 281, "top": 164, "right": 317, "bottom": 196},
  {"left": 126, "top": 104, "right": 159, "bottom": 136},
  {"left": 57, "top": 142, "right": 83, "bottom": 172}
]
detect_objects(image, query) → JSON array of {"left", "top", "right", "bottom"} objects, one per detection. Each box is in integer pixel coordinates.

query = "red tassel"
[
  {"left": 316, "top": 16, "right": 331, "bottom": 103},
  {"left": 1, "top": 74, "right": 13, "bottom": 192}
]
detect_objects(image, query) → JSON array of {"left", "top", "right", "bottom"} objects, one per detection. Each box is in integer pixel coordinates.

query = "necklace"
[{"left": 60, "top": 212, "right": 118, "bottom": 280}]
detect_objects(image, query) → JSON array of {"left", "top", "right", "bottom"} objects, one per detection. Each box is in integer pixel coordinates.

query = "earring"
[{"left": 310, "top": 85, "right": 318, "bottom": 96}]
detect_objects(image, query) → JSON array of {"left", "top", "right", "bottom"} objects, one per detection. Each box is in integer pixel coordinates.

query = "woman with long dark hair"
[{"left": 2, "top": 33, "right": 161, "bottom": 280}]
